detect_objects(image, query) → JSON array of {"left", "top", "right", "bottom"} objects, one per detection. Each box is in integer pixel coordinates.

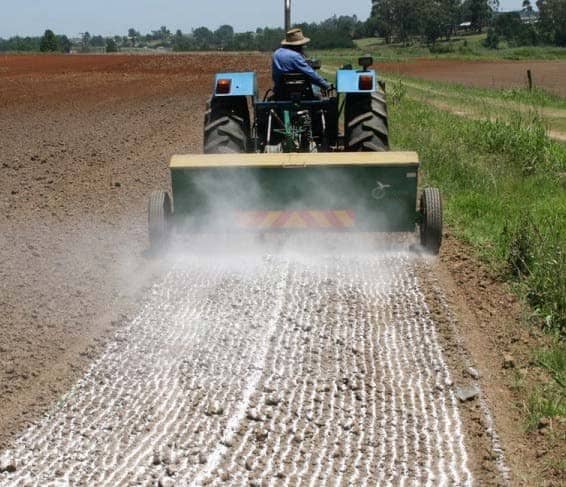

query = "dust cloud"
[{"left": 165, "top": 156, "right": 418, "bottom": 263}]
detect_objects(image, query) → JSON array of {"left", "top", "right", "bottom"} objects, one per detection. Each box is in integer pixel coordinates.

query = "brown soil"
[
  {"left": 429, "top": 235, "right": 565, "bottom": 485},
  {"left": 0, "top": 54, "right": 561, "bottom": 485},
  {"left": 0, "top": 52, "right": 269, "bottom": 450},
  {"left": 378, "top": 59, "right": 566, "bottom": 96}
]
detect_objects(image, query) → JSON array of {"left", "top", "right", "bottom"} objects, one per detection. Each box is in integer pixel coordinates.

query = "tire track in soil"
[{"left": 0, "top": 250, "right": 478, "bottom": 486}]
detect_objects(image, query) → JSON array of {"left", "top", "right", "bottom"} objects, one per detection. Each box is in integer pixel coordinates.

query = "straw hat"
[{"left": 281, "top": 28, "right": 310, "bottom": 46}]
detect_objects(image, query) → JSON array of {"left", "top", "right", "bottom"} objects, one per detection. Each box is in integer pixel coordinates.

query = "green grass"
[
  {"left": 381, "top": 75, "right": 566, "bottom": 111},
  {"left": 537, "top": 346, "right": 566, "bottom": 388},
  {"left": 389, "top": 95, "right": 566, "bottom": 333},
  {"left": 525, "top": 387, "right": 566, "bottom": 430},
  {"left": 386, "top": 91, "right": 566, "bottom": 431}
]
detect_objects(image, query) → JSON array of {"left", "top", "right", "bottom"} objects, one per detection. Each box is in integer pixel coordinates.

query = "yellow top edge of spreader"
[{"left": 170, "top": 151, "right": 419, "bottom": 169}]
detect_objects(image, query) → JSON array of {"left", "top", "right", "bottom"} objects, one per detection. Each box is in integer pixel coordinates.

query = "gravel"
[
  {"left": 0, "top": 454, "right": 15, "bottom": 474},
  {"left": 456, "top": 385, "right": 481, "bottom": 402}
]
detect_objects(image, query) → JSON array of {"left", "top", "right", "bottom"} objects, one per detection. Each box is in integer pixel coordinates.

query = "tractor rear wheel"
[
  {"left": 204, "top": 98, "right": 249, "bottom": 154},
  {"left": 204, "top": 115, "right": 248, "bottom": 153},
  {"left": 148, "top": 190, "right": 172, "bottom": 253},
  {"left": 419, "top": 188, "right": 442, "bottom": 254},
  {"left": 345, "top": 92, "right": 389, "bottom": 152}
]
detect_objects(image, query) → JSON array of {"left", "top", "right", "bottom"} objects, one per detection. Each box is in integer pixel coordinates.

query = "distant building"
[
  {"left": 495, "top": 10, "right": 539, "bottom": 24},
  {"left": 520, "top": 10, "right": 539, "bottom": 24}
]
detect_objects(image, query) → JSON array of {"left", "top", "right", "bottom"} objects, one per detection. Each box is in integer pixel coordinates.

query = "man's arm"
[{"left": 291, "top": 53, "right": 331, "bottom": 90}]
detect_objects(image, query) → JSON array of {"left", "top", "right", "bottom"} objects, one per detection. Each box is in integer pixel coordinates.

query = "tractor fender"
[
  {"left": 213, "top": 72, "right": 257, "bottom": 98},
  {"left": 336, "top": 69, "right": 376, "bottom": 93}
]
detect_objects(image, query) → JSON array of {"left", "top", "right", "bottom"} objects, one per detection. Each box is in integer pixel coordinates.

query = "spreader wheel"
[
  {"left": 419, "top": 187, "right": 442, "bottom": 254},
  {"left": 148, "top": 190, "right": 172, "bottom": 253}
]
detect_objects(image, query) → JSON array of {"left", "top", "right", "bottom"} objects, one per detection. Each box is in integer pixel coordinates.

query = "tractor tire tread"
[
  {"left": 204, "top": 114, "right": 247, "bottom": 154},
  {"left": 345, "top": 92, "right": 389, "bottom": 152}
]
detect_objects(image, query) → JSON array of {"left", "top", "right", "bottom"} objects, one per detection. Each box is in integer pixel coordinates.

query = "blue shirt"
[{"left": 272, "top": 47, "right": 330, "bottom": 91}]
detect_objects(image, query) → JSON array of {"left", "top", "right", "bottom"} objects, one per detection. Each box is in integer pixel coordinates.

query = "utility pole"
[{"left": 285, "top": 0, "right": 291, "bottom": 32}]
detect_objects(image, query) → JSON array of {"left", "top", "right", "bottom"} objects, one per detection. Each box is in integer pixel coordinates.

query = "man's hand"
[{"left": 321, "top": 83, "right": 335, "bottom": 97}]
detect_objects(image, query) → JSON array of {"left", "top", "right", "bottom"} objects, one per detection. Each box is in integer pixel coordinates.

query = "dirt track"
[
  {"left": 378, "top": 59, "right": 566, "bottom": 96},
  {"left": 0, "top": 54, "right": 560, "bottom": 485},
  {"left": 2, "top": 250, "right": 482, "bottom": 485}
]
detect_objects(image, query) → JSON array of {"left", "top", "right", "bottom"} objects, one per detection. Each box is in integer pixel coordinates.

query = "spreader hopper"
[{"left": 148, "top": 151, "right": 442, "bottom": 253}]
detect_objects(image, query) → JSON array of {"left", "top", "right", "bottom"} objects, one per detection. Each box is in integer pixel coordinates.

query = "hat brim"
[{"left": 281, "top": 36, "right": 310, "bottom": 46}]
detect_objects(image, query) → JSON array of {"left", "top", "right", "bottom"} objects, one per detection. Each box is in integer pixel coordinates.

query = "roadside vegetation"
[
  {"left": 387, "top": 91, "right": 565, "bottom": 332},
  {"left": 385, "top": 76, "right": 566, "bottom": 110},
  {"left": 374, "top": 76, "right": 566, "bottom": 137},
  {"left": 381, "top": 82, "right": 565, "bottom": 440}
]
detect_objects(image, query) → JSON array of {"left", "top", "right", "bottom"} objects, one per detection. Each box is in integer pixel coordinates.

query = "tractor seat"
[{"left": 276, "top": 73, "right": 315, "bottom": 101}]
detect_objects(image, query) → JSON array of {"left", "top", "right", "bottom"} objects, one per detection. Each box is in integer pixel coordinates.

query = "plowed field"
[{"left": 0, "top": 54, "right": 558, "bottom": 486}]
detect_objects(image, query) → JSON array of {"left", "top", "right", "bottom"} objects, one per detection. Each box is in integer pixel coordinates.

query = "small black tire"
[
  {"left": 345, "top": 92, "right": 389, "bottom": 152},
  {"left": 148, "top": 190, "right": 172, "bottom": 253},
  {"left": 419, "top": 187, "right": 443, "bottom": 254},
  {"left": 204, "top": 114, "right": 248, "bottom": 153}
]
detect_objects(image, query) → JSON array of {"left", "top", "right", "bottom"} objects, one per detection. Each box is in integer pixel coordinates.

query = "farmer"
[{"left": 272, "top": 28, "right": 331, "bottom": 97}]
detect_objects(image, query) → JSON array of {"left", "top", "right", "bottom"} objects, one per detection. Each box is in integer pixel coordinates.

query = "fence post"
[{"left": 527, "top": 69, "right": 533, "bottom": 91}]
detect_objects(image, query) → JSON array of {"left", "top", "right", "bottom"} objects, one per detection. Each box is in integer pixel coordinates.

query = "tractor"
[
  {"left": 203, "top": 54, "right": 388, "bottom": 156},
  {"left": 148, "top": 2, "right": 442, "bottom": 255}
]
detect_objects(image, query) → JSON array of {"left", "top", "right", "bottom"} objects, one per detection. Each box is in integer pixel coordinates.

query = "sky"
[{"left": 1, "top": 0, "right": 525, "bottom": 38}]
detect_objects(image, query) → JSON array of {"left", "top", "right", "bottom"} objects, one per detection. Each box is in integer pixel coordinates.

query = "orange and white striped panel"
[{"left": 235, "top": 210, "right": 356, "bottom": 229}]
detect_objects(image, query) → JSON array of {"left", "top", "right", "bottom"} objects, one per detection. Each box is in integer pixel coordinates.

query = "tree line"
[
  {"left": 0, "top": 16, "right": 361, "bottom": 53},
  {"left": 486, "top": 0, "right": 566, "bottom": 47},
  {"left": 174, "top": 16, "right": 363, "bottom": 51},
  {"left": 0, "top": 30, "right": 72, "bottom": 53},
  {"left": 0, "top": 30, "right": 112, "bottom": 53},
  {"left": 370, "top": 0, "right": 566, "bottom": 46},
  {"left": 1, "top": 2, "right": 564, "bottom": 54},
  {"left": 369, "top": 0, "right": 500, "bottom": 44}
]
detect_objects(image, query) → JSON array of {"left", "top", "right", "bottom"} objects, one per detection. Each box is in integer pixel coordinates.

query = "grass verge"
[
  {"left": 389, "top": 92, "right": 565, "bottom": 435},
  {"left": 381, "top": 75, "right": 566, "bottom": 112},
  {"left": 389, "top": 94, "right": 566, "bottom": 334},
  {"left": 378, "top": 75, "right": 566, "bottom": 137}
]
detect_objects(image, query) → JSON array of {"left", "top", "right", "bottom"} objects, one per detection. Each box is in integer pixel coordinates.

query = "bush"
[
  {"left": 475, "top": 114, "right": 553, "bottom": 175},
  {"left": 106, "top": 39, "right": 118, "bottom": 53},
  {"left": 503, "top": 213, "right": 565, "bottom": 333},
  {"left": 429, "top": 43, "right": 455, "bottom": 54},
  {"left": 39, "top": 29, "right": 60, "bottom": 52},
  {"left": 483, "top": 28, "right": 499, "bottom": 49}
]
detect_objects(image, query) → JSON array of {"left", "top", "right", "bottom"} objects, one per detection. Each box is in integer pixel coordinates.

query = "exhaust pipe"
[{"left": 285, "top": 0, "right": 291, "bottom": 32}]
